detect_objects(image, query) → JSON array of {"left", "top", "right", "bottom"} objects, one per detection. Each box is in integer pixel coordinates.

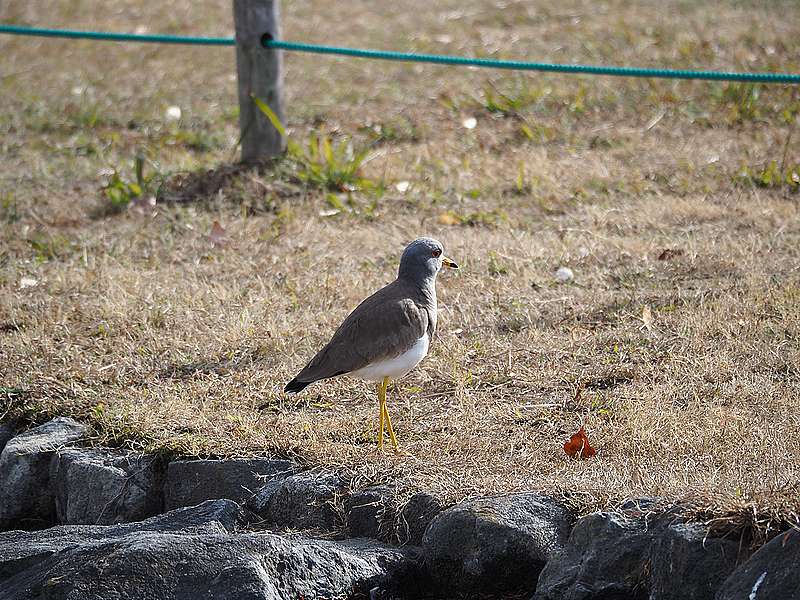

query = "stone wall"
[{"left": 0, "top": 418, "right": 796, "bottom": 600}]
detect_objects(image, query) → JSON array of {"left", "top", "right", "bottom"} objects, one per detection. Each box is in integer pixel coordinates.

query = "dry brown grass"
[{"left": 2, "top": 0, "right": 800, "bottom": 530}]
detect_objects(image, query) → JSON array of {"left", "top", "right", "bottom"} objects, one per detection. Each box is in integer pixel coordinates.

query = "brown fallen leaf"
[
  {"left": 642, "top": 305, "right": 653, "bottom": 331},
  {"left": 564, "top": 425, "right": 597, "bottom": 459},
  {"left": 209, "top": 220, "right": 227, "bottom": 247},
  {"left": 657, "top": 248, "right": 684, "bottom": 261},
  {"left": 573, "top": 384, "right": 583, "bottom": 405}
]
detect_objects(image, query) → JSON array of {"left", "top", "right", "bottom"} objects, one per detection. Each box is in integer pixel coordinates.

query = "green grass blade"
[
  {"left": 321, "top": 136, "right": 334, "bottom": 166},
  {"left": 251, "top": 94, "right": 286, "bottom": 137}
]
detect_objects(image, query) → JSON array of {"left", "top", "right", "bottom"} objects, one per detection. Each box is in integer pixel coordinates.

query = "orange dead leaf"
[
  {"left": 437, "top": 212, "right": 461, "bottom": 226},
  {"left": 563, "top": 425, "right": 596, "bottom": 459}
]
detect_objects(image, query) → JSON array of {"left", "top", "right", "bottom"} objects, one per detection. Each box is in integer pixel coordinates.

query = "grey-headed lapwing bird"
[{"left": 284, "top": 238, "right": 458, "bottom": 452}]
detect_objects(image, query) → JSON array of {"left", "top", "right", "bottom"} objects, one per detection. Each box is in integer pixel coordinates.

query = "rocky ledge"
[{"left": 0, "top": 418, "right": 796, "bottom": 600}]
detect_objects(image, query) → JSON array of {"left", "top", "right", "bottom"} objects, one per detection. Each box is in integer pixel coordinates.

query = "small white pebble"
[
  {"left": 554, "top": 266, "right": 574, "bottom": 283},
  {"left": 395, "top": 181, "right": 410, "bottom": 193},
  {"left": 19, "top": 277, "right": 38, "bottom": 289},
  {"left": 165, "top": 106, "right": 182, "bottom": 121},
  {"left": 129, "top": 195, "right": 157, "bottom": 214},
  {"left": 462, "top": 117, "right": 477, "bottom": 129}
]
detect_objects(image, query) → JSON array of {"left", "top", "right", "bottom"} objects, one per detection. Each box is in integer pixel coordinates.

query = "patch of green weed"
[
  {"left": 26, "top": 233, "right": 72, "bottom": 263},
  {"left": 488, "top": 251, "right": 509, "bottom": 276},
  {"left": 480, "top": 79, "right": 550, "bottom": 118},
  {"left": 715, "top": 83, "right": 761, "bottom": 123},
  {"left": 102, "top": 153, "right": 165, "bottom": 213},
  {"left": 285, "top": 133, "right": 381, "bottom": 194},
  {"left": 359, "top": 116, "right": 421, "bottom": 145},
  {"left": 0, "top": 192, "right": 19, "bottom": 223},
  {"left": 736, "top": 160, "right": 799, "bottom": 190}
]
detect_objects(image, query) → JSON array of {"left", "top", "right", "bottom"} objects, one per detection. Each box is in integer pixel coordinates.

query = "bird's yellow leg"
[
  {"left": 382, "top": 377, "right": 400, "bottom": 452},
  {"left": 377, "top": 378, "right": 387, "bottom": 450}
]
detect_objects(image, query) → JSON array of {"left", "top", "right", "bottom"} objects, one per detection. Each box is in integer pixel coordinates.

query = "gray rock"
[
  {"left": 397, "top": 491, "right": 443, "bottom": 545},
  {"left": 0, "top": 425, "right": 14, "bottom": 457},
  {"left": 249, "top": 470, "right": 345, "bottom": 531},
  {"left": 650, "top": 522, "right": 743, "bottom": 599},
  {"left": 164, "top": 458, "right": 296, "bottom": 510},
  {"left": 0, "top": 417, "right": 87, "bottom": 530},
  {"left": 139, "top": 498, "right": 253, "bottom": 533},
  {"left": 534, "top": 510, "right": 653, "bottom": 600},
  {"left": 423, "top": 492, "right": 574, "bottom": 596},
  {"left": 345, "top": 485, "right": 395, "bottom": 540},
  {"left": 0, "top": 499, "right": 247, "bottom": 578},
  {"left": 534, "top": 502, "right": 746, "bottom": 600},
  {"left": 0, "top": 500, "right": 421, "bottom": 600},
  {"left": 716, "top": 528, "right": 800, "bottom": 600},
  {"left": 50, "top": 447, "right": 165, "bottom": 525}
]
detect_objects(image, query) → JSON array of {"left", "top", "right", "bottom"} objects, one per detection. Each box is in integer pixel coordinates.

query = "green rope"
[
  {"left": 2, "top": 24, "right": 799, "bottom": 84},
  {"left": 0, "top": 24, "right": 234, "bottom": 46},
  {"left": 265, "top": 39, "right": 800, "bottom": 84}
]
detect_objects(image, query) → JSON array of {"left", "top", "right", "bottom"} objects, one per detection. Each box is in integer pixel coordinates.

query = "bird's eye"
[{"left": 432, "top": 248, "right": 442, "bottom": 258}]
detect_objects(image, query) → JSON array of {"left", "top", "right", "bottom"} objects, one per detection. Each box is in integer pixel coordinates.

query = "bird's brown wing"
[{"left": 288, "top": 279, "right": 428, "bottom": 387}]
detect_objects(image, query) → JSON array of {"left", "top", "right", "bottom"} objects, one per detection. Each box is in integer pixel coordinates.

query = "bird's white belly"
[{"left": 350, "top": 334, "right": 429, "bottom": 382}]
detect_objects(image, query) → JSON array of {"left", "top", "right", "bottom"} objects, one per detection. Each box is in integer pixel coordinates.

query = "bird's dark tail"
[{"left": 284, "top": 378, "right": 312, "bottom": 393}]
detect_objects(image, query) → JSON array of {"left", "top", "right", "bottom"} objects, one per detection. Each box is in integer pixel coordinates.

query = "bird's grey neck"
[
  {"left": 418, "top": 276, "right": 437, "bottom": 303},
  {"left": 398, "top": 273, "right": 437, "bottom": 305}
]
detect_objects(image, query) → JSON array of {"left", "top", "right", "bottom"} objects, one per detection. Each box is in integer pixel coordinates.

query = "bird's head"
[{"left": 398, "top": 237, "right": 458, "bottom": 282}]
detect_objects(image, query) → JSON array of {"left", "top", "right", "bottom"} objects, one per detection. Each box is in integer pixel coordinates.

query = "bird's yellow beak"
[{"left": 442, "top": 256, "right": 459, "bottom": 269}]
